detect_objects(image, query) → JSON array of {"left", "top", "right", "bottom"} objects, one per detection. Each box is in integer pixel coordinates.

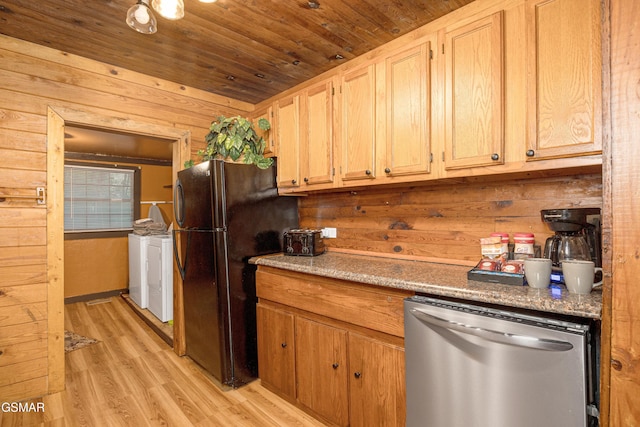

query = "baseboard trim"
[
  {"left": 64, "top": 288, "right": 128, "bottom": 305},
  {"left": 120, "top": 293, "right": 174, "bottom": 348}
]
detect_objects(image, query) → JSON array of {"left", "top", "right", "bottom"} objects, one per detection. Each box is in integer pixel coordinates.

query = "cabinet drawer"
[{"left": 256, "top": 267, "right": 413, "bottom": 337}]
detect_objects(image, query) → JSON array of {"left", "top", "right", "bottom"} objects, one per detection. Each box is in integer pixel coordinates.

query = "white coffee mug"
[
  {"left": 562, "top": 260, "right": 603, "bottom": 294},
  {"left": 524, "top": 258, "right": 552, "bottom": 289}
]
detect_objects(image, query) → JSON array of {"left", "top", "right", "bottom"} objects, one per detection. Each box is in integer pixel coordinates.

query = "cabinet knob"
[
  {"left": 332, "top": 363, "right": 339, "bottom": 370},
  {"left": 281, "top": 342, "right": 287, "bottom": 348},
  {"left": 354, "top": 371, "right": 361, "bottom": 379},
  {"left": 303, "top": 177, "right": 309, "bottom": 183},
  {"left": 365, "top": 169, "right": 372, "bottom": 176},
  {"left": 291, "top": 179, "right": 297, "bottom": 185},
  {"left": 384, "top": 167, "right": 391, "bottom": 174},
  {"left": 491, "top": 153, "right": 500, "bottom": 161},
  {"left": 526, "top": 149, "right": 535, "bottom": 157}
]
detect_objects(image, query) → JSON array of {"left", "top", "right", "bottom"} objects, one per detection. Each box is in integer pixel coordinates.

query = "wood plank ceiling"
[{"left": 0, "top": 0, "right": 474, "bottom": 104}]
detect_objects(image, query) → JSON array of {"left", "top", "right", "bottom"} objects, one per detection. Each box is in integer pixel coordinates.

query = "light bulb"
[
  {"left": 126, "top": 0, "right": 157, "bottom": 34},
  {"left": 134, "top": 6, "right": 150, "bottom": 24},
  {"left": 152, "top": 0, "right": 185, "bottom": 20}
]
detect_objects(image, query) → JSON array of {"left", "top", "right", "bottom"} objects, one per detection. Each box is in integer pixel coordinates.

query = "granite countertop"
[{"left": 250, "top": 251, "right": 602, "bottom": 319}]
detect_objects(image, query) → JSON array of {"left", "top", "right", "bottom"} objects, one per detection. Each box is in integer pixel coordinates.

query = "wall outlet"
[{"left": 321, "top": 227, "right": 337, "bottom": 238}]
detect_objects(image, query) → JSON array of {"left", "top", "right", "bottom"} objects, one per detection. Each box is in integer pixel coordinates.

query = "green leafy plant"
[{"left": 197, "top": 115, "right": 273, "bottom": 169}]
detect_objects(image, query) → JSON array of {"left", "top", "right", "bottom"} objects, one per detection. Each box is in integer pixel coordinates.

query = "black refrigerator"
[{"left": 172, "top": 160, "right": 298, "bottom": 387}]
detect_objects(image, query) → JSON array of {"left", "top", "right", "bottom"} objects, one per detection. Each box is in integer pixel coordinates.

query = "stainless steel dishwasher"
[{"left": 404, "top": 295, "right": 599, "bottom": 427}]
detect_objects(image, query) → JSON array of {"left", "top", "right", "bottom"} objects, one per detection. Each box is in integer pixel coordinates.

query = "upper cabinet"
[
  {"left": 251, "top": 104, "right": 276, "bottom": 157},
  {"left": 443, "top": 11, "right": 504, "bottom": 170},
  {"left": 275, "top": 95, "right": 301, "bottom": 190},
  {"left": 337, "top": 39, "right": 437, "bottom": 188},
  {"left": 274, "top": 78, "right": 336, "bottom": 194},
  {"left": 266, "top": 0, "right": 602, "bottom": 193},
  {"left": 339, "top": 64, "right": 377, "bottom": 183},
  {"left": 300, "top": 79, "right": 335, "bottom": 190},
  {"left": 525, "top": 0, "right": 602, "bottom": 160},
  {"left": 383, "top": 42, "right": 433, "bottom": 178}
]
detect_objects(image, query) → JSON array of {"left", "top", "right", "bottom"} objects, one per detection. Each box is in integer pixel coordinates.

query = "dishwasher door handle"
[{"left": 409, "top": 308, "right": 574, "bottom": 352}]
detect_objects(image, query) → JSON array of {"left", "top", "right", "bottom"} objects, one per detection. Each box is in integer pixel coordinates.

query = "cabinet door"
[
  {"left": 340, "top": 64, "right": 377, "bottom": 182},
  {"left": 252, "top": 104, "right": 275, "bottom": 156},
  {"left": 348, "top": 333, "right": 406, "bottom": 427},
  {"left": 256, "top": 304, "right": 296, "bottom": 400},
  {"left": 385, "top": 42, "right": 432, "bottom": 177},
  {"left": 275, "top": 95, "right": 301, "bottom": 190},
  {"left": 301, "top": 79, "right": 334, "bottom": 188},
  {"left": 444, "top": 11, "right": 504, "bottom": 170},
  {"left": 525, "top": 0, "right": 602, "bottom": 160},
  {"left": 295, "top": 317, "right": 349, "bottom": 426}
]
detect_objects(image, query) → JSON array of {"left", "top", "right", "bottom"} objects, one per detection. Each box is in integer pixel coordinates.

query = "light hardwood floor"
[{"left": 0, "top": 297, "right": 327, "bottom": 427}]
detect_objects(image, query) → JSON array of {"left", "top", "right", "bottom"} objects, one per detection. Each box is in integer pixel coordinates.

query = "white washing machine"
[
  {"left": 128, "top": 234, "right": 150, "bottom": 309},
  {"left": 147, "top": 235, "right": 173, "bottom": 322}
]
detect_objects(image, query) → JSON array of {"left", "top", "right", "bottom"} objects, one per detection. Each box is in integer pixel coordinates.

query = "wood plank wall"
[
  {"left": 299, "top": 173, "right": 603, "bottom": 264},
  {"left": 0, "top": 35, "right": 248, "bottom": 401},
  {"left": 609, "top": 0, "right": 640, "bottom": 424}
]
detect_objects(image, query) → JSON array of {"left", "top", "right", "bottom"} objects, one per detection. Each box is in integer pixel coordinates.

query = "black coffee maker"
[{"left": 541, "top": 208, "right": 602, "bottom": 267}]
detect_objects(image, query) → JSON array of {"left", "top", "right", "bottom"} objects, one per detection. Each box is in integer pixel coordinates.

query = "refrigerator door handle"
[
  {"left": 409, "top": 308, "right": 574, "bottom": 352},
  {"left": 174, "top": 178, "right": 185, "bottom": 228},
  {"left": 172, "top": 230, "right": 189, "bottom": 280}
]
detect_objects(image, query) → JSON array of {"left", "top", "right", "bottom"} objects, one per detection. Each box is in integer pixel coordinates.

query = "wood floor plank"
[
  {"left": 202, "top": 401, "right": 277, "bottom": 427},
  {"left": 160, "top": 380, "right": 209, "bottom": 424},
  {"left": 146, "top": 385, "right": 197, "bottom": 426},
  {"left": 41, "top": 392, "right": 64, "bottom": 423},
  {"left": 0, "top": 296, "right": 328, "bottom": 426},
  {"left": 102, "top": 396, "right": 153, "bottom": 427},
  {"left": 237, "top": 384, "right": 327, "bottom": 427},
  {"left": 62, "top": 370, "right": 106, "bottom": 426}
]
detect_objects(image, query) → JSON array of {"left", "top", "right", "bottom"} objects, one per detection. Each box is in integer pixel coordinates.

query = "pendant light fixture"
[
  {"left": 151, "top": 0, "right": 185, "bottom": 20},
  {"left": 126, "top": 0, "right": 158, "bottom": 34}
]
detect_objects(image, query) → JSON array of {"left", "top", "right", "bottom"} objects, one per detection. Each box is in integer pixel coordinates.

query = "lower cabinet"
[
  {"left": 256, "top": 304, "right": 296, "bottom": 400},
  {"left": 296, "top": 317, "right": 349, "bottom": 426},
  {"left": 256, "top": 267, "right": 411, "bottom": 426},
  {"left": 348, "top": 333, "right": 406, "bottom": 427}
]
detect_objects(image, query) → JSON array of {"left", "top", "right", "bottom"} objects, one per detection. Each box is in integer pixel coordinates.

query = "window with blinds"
[{"left": 64, "top": 164, "right": 136, "bottom": 232}]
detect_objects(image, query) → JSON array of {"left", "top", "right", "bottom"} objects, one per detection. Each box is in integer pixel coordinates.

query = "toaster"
[{"left": 284, "top": 229, "right": 325, "bottom": 256}]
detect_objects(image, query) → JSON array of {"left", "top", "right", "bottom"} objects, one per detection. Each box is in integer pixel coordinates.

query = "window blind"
[{"left": 64, "top": 165, "right": 135, "bottom": 232}]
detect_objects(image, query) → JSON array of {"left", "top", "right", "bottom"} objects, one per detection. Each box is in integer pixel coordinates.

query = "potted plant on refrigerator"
[{"left": 185, "top": 115, "right": 273, "bottom": 169}]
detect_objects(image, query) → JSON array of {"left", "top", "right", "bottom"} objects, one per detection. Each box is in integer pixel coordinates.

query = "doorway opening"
[{"left": 46, "top": 106, "right": 190, "bottom": 394}]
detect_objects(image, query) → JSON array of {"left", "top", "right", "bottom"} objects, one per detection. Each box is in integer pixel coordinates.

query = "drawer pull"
[
  {"left": 281, "top": 342, "right": 287, "bottom": 348},
  {"left": 354, "top": 371, "right": 361, "bottom": 379},
  {"left": 332, "top": 363, "right": 339, "bottom": 369}
]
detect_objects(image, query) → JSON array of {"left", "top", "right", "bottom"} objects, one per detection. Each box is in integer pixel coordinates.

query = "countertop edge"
[{"left": 250, "top": 253, "right": 602, "bottom": 320}]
